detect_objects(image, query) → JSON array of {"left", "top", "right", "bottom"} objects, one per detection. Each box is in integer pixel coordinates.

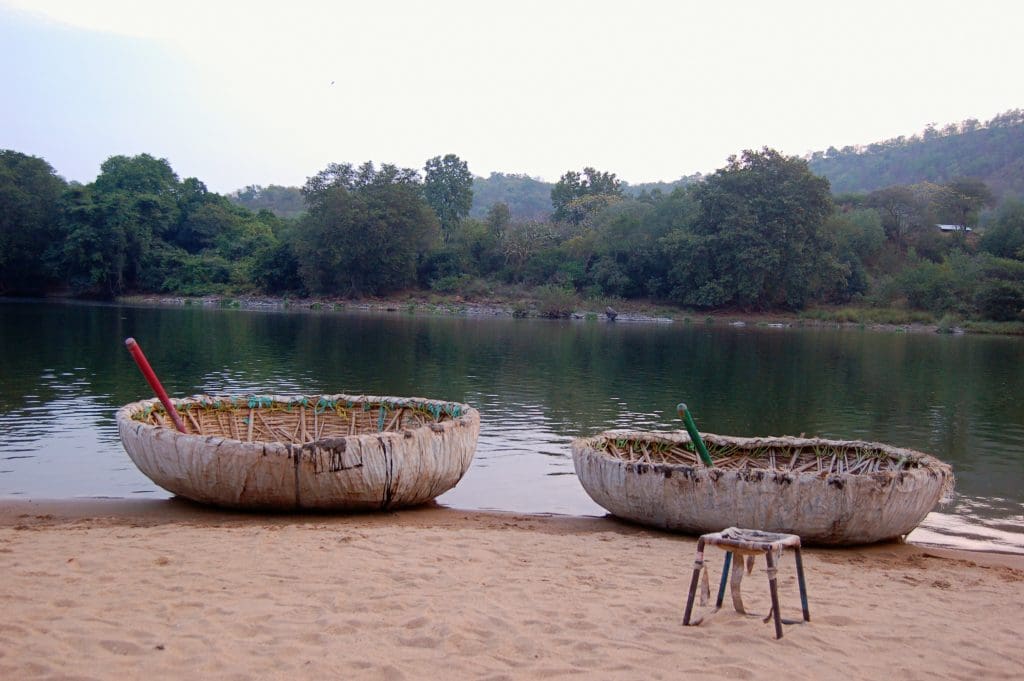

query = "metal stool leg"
[
  {"left": 794, "top": 547, "right": 810, "bottom": 622},
  {"left": 682, "top": 538, "right": 705, "bottom": 625},
  {"left": 765, "top": 550, "right": 783, "bottom": 639},
  {"left": 716, "top": 551, "right": 732, "bottom": 608}
]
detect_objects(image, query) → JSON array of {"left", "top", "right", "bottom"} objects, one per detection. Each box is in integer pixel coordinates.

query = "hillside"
[
  {"left": 469, "top": 172, "right": 704, "bottom": 220},
  {"left": 469, "top": 172, "right": 553, "bottom": 221},
  {"left": 226, "top": 109, "right": 1024, "bottom": 220},
  {"left": 808, "top": 109, "right": 1024, "bottom": 197}
]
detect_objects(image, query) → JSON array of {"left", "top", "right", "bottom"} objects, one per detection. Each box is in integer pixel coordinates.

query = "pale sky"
[{"left": 2, "top": 0, "right": 1022, "bottom": 193}]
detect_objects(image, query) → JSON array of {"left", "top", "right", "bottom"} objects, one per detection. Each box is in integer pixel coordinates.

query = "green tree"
[
  {"left": 424, "top": 154, "right": 473, "bottom": 242},
  {"left": 663, "top": 148, "right": 843, "bottom": 310},
  {"left": 485, "top": 202, "right": 511, "bottom": 234},
  {"left": 58, "top": 185, "right": 142, "bottom": 295},
  {"left": 169, "top": 177, "right": 244, "bottom": 254},
  {"left": 58, "top": 154, "right": 182, "bottom": 295},
  {"left": 980, "top": 199, "right": 1024, "bottom": 260},
  {"left": 551, "top": 167, "right": 622, "bottom": 223},
  {"left": 829, "top": 208, "right": 885, "bottom": 263},
  {"left": 935, "top": 178, "right": 994, "bottom": 230},
  {"left": 867, "top": 185, "right": 928, "bottom": 248},
  {"left": 294, "top": 162, "right": 439, "bottom": 295},
  {"left": 499, "top": 221, "right": 556, "bottom": 274},
  {"left": 0, "top": 150, "right": 66, "bottom": 293},
  {"left": 585, "top": 199, "right": 665, "bottom": 298},
  {"left": 824, "top": 208, "right": 886, "bottom": 301},
  {"left": 556, "top": 193, "right": 624, "bottom": 232},
  {"left": 975, "top": 279, "right": 1024, "bottom": 321},
  {"left": 92, "top": 153, "right": 179, "bottom": 196}
]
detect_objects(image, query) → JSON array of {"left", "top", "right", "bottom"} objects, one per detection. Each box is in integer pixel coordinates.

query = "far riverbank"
[{"left": 112, "top": 292, "right": 1024, "bottom": 336}]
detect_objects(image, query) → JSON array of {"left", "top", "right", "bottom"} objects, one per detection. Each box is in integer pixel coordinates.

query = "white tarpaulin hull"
[{"left": 572, "top": 430, "right": 953, "bottom": 545}]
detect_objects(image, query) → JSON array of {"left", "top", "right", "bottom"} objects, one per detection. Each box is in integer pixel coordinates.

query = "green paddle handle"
[{"left": 677, "top": 402, "right": 714, "bottom": 466}]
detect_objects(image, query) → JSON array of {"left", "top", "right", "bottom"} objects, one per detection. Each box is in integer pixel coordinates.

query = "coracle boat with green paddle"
[
  {"left": 571, "top": 405, "right": 954, "bottom": 546},
  {"left": 117, "top": 394, "right": 480, "bottom": 511}
]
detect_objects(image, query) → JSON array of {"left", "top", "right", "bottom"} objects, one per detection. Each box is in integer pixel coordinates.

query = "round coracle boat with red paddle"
[{"left": 117, "top": 338, "right": 480, "bottom": 511}]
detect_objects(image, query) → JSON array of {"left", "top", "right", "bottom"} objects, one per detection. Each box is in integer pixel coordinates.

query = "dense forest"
[{"left": 3, "top": 111, "right": 1024, "bottom": 325}]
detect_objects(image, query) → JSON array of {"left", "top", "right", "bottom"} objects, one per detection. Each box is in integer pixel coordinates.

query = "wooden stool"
[{"left": 682, "top": 528, "right": 810, "bottom": 639}]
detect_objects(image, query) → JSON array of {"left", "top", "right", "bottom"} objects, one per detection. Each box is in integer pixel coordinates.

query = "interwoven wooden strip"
[
  {"left": 599, "top": 436, "right": 924, "bottom": 474},
  {"left": 136, "top": 397, "right": 455, "bottom": 444}
]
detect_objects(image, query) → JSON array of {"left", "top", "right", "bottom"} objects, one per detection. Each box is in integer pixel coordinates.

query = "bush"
[
  {"left": 974, "top": 280, "right": 1024, "bottom": 321},
  {"left": 158, "top": 252, "right": 234, "bottom": 296},
  {"left": 535, "top": 284, "right": 577, "bottom": 318},
  {"left": 936, "top": 314, "right": 962, "bottom": 333},
  {"left": 430, "top": 274, "right": 470, "bottom": 294},
  {"left": 418, "top": 249, "right": 466, "bottom": 288},
  {"left": 251, "top": 241, "right": 303, "bottom": 293}
]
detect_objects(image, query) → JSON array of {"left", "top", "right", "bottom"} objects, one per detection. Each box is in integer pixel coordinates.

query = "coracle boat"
[
  {"left": 572, "top": 430, "right": 954, "bottom": 545},
  {"left": 117, "top": 394, "right": 480, "bottom": 511}
]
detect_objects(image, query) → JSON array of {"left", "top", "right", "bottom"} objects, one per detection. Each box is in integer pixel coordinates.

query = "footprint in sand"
[
  {"left": 100, "top": 639, "right": 145, "bottom": 656},
  {"left": 397, "top": 635, "right": 442, "bottom": 649},
  {"left": 402, "top": 616, "right": 429, "bottom": 629}
]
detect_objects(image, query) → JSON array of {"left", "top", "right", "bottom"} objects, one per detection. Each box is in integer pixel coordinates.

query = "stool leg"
[
  {"left": 682, "top": 538, "right": 705, "bottom": 625},
  {"left": 794, "top": 547, "right": 810, "bottom": 622},
  {"left": 765, "top": 550, "right": 783, "bottom": 639},
  {"left": 716, "top": 551, "right": 732, "bottom": 608}
]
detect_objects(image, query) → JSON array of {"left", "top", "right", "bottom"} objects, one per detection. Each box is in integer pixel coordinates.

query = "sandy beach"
[{"left": 1, "top": 500, "right": 1021, "bottom": 681}]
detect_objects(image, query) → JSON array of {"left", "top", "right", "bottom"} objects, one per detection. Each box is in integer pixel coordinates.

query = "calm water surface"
[{"left": 1, "top": 301, "right": 1022, "bottom": 554}]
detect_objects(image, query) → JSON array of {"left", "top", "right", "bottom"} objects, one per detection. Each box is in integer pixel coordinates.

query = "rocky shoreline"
[{"left": 114, "top": 293, "right": 957, "bottom": 334}]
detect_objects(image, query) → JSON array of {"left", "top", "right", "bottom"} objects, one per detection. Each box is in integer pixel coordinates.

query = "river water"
[{"left": 1, "top": 300, "right": 1021, "bottom": 553}]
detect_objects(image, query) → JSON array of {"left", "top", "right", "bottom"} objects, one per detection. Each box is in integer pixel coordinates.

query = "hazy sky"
[{"left": 2, "top": 0, "right": 1022, "bottom": 193}]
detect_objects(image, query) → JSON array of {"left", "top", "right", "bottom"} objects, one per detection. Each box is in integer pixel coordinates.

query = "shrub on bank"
[{"left": 535, "top": 284, "right": 577, "bottom": 318}]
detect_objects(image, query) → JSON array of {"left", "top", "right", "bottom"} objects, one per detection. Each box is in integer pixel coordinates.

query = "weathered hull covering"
[
  {"left": 117, "top": 395, "right": 480, "bottom": 511},
  {"left": 572, "top": 430, "right": 954, "bottom": 545}
]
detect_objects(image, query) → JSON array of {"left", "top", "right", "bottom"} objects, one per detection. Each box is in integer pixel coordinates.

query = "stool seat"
[
  {"left": 702, "top": 527, "right": 803, "bottom": 553},
  {"left": 682, "top": 527, "right": 810, "bottom": 639}
]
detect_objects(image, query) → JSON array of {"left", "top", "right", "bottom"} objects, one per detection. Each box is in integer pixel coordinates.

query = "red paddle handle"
[{"left": 124, "top": 337, "right": 187, "bottom": 433}]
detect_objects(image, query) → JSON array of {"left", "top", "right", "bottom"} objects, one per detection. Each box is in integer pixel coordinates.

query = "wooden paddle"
[
  {"left": 677, "top": 402, "right": 714, "bottom": 466},
  {"left": 124, "top": 337, "right": 187, "bottom": 433}
]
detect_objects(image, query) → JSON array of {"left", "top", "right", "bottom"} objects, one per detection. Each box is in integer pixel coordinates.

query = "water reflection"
[{"left": 1, "top": 300, "right": 1021, "bottom": 553}]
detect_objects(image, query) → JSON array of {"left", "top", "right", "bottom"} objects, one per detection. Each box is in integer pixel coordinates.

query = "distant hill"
[
  {"left": 228, "top": 184, "right": 306, "bottom": 219},
  {"left": 470, "top": 172, "right": 553, "bottom": 221},
  {"left": 807, "top": 109, "right": 1024, "bottom": 197},
  {"left": 470, "top": 172, "right": 704, "bottom": 220},
  {"left": 622, "top": 174, "right": 702, "bottom": 197},
  {"left": 229, "top": 110, "right": 1024, "bottom": 221}
]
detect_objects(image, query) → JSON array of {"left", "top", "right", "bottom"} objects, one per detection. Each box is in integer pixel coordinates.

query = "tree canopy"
[
  {"left": 0, "top": 150, "right": 66, "bottom": 293},
  {"left": 551, "top": 167, "right": 623, "bottom": 223},
  {"left": 424, "top": 154, "right": 473, "bottom": 242},
  {"left": 663, "top": 149, "right": 842, "bottom": 310},
  {"left": 294, "top": 162, "right": 439, "bottom": 296}
]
